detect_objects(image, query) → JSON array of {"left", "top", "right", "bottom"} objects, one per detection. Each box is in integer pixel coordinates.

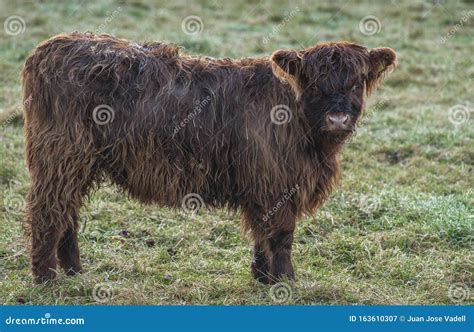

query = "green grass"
[{"left": 0, "top": 0, "right": 473, "bottom": 304}]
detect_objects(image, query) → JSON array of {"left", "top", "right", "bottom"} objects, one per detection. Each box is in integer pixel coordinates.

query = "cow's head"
[{"left": 271, "top": 42, "right": 396, "bottom": 139}]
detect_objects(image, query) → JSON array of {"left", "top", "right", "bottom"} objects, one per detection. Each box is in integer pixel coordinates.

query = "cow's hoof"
[
  {"left": 33, "top": 270, "right": 58, "bottom": 284},
  {"left": 251, "top": 262, "right": 270, "bottom": 284}
]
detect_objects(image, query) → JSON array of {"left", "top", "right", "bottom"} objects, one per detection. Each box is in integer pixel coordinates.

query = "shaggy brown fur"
[{"left": 22, "top": 32, "right": 396, "bottom": 284}]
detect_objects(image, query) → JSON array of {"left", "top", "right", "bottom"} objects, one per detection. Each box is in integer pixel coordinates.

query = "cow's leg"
[
  {"left": 57, "top": 180, "right": 96, "bottom": 276},
  {"left": 251, "top": 239, "right": 271, "bottom": 284},
  {"left": 57, "top": 220, "right": 83, "bottom": 276},
  {"left": 28, "top": 170, "right": 93, "bottom": 283},
  {"left": 267, "top": 210, "right": 297, "bottom": 283},
  {"left": 242, "top": 207, "right": 271, "bottom": 283},
  {"left": 29, "top": 216, "right": 63, "bottom": 283},
  {"left": 267, "top": 228, "right": 295, "bottom": 283},
  {"left": 25, "top": 134, "right": 97, "bottom": 283}
]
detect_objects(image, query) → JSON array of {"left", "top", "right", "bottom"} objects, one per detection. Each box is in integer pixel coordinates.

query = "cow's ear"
[
  {"left": 271, "top": 49, "right": 303, "bottom": 99},
  {"left": 367, "top": 47, "right": 397, "bottom": 94},
  {"left": 271, "top": 49, "right": 302, "bottom": 77}
]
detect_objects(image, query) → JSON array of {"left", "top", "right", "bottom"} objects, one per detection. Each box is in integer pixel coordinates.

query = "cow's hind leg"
[
  {"left": 26, "top": 136, "right": 96, "bottom": 283},
  {"left": 57, "top": 179, "right": 96, "bottom": 276},
  {"left": 57, "top": 221, "right": 82, "bottom": 276}
]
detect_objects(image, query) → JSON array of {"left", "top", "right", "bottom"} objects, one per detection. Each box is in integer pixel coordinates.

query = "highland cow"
[{"left": 22, "top": 33, "right": 396, "bottom": 284}]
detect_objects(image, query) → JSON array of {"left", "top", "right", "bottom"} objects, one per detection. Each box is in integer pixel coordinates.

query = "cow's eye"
[
  {"left": 351, "top": 83, "right": 361, "bottom": 92},
  {"left": 312, "top": 84, "right": 321, "bottom": 94}
]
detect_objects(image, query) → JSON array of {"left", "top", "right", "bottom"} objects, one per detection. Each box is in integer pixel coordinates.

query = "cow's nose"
[{"left": 326, "top": 113, "right": 351, "bottom": 131}]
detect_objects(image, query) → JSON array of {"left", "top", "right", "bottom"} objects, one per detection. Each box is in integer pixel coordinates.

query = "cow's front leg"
[
  {"left": 251, "top": 240, "right": 270, "bottom": 284},
  {"left": 267, "top": 224, "right": 296, "bottom": 283}
]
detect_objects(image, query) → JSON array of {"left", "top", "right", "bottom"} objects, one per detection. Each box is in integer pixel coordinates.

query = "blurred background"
[{"left": 0, "top": 0, "right": 472, "bottom": 304}]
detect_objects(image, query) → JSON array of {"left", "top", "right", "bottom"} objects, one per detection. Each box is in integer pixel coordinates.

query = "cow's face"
[{"left": 271, "top": 42, "right": 396, "bottom": 139}]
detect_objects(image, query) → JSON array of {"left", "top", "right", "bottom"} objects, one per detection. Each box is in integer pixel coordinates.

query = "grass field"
[{"left": 0, "top": 0, "right": 472, "bottom": 305}]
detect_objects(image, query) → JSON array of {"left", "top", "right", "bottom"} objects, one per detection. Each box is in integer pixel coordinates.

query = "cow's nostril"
[{"left": 328, "top": 113, "right": 349, "bottom": 125}]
